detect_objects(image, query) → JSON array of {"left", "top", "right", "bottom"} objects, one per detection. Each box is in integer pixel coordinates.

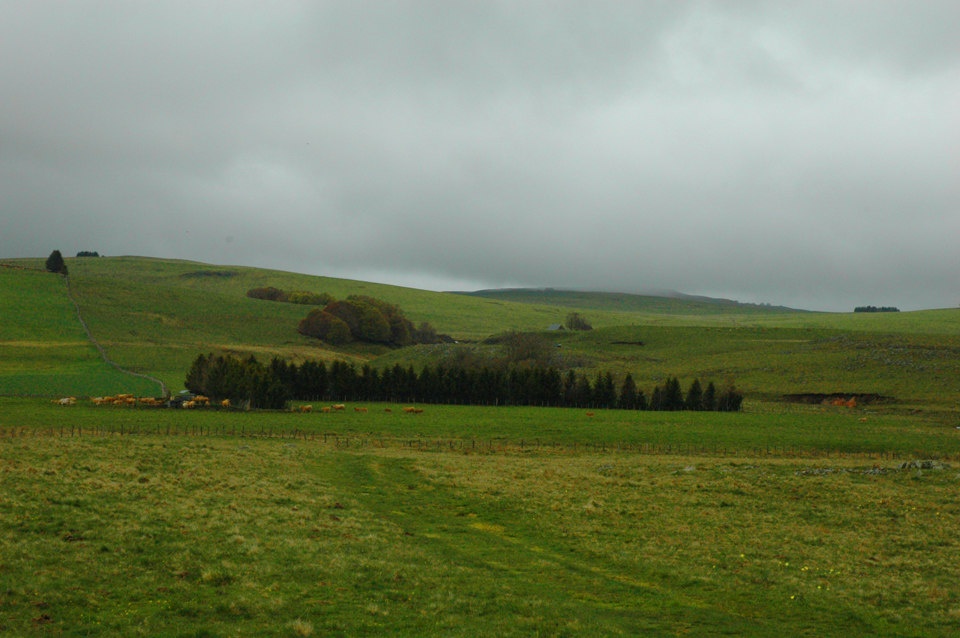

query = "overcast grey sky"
[{"left": 2, "top": 1, "right": 957, "bottom": 311}]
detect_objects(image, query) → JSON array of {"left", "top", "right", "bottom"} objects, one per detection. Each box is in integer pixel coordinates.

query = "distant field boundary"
[
  {"left": 4, "top": 423, "right": 954, "bottom": 462},
  {"left": 63, "top": 275, "right": 168, "bottom": 396}
]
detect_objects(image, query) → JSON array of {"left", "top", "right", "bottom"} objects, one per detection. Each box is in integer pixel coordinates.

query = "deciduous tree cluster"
[{"left": 298, "top": 295, "right": 448, "bottom": 347}]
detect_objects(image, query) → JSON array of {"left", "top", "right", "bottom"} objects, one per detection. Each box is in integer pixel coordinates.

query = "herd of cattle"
[{"left": 54, "top": 395, "right": 425, "bottom": 414}]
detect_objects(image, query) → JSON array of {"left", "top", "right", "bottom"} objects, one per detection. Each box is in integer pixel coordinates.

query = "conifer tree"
[
  {"left": 685, "top": 378, "right": 703, "bottom": 411},
  {"left": 703, "top": 381, "right": 717, "bottom": 412},
  {"left": 618, "top": 373, "right": 639, "bottom": 410},
  {"left": 45, "top": 250, "right": 66, "bottom": 273}
]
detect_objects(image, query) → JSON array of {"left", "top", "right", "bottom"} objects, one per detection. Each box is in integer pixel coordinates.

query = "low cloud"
[{"left": 2, "top": 1, "right": 957, "bottom": 311}]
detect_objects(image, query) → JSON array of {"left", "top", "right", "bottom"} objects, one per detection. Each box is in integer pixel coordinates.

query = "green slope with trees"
[{"left": 3, "top": 255, "right": 960, "bottom": 411}]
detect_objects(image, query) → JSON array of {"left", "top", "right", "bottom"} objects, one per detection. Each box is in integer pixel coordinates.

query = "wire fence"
[{"left": 2, "top": 424, "right": 953, "bottom": 462}]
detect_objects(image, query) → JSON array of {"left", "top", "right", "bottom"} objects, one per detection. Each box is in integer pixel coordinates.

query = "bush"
[
  {"left": 76, "top": 251, "right": 100, "bottom": 257},
  {"left": 565, "top": 312, "right": 593, "bottom": 331},
  {"left": 287, "top": 290, "right": 335, "bottom": 306},
  {"left": 247, "top": 286, "right": 286, "bottom": 302}
]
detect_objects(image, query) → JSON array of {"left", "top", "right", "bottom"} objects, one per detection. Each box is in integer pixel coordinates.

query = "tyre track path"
[{"left": 63, "top": 275, "right": 169, "bottom": 396}]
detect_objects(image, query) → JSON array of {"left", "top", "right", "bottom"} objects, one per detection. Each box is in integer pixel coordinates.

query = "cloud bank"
[{"left": 2, "top": 1, "right": 958, "bottom": 311}]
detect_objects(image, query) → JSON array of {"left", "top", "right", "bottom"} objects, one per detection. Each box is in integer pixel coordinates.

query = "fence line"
[{"left": 2, "top": 425, "right": 953, "bottom": 462}]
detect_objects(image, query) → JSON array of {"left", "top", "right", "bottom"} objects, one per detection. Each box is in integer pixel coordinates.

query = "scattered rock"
[{"left": 900, "top": 460, "right": 949, "bottom": 470}]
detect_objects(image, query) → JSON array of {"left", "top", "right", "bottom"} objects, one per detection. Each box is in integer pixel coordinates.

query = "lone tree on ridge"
[{"left": 45, "top": 250, "right": 67, "bottom": 274}]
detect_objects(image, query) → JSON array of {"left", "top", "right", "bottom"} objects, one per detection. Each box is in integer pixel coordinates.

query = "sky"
[{"left": 1, "top": 1, "right": 958, "bottom": 312}]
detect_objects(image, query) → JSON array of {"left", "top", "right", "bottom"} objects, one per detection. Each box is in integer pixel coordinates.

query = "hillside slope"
[
  {"left": 3, "top": 255, "right": 959, "bottom": 405},
  {"left": 0, "top": 267, "right": 158, "bottom": 396},
  {"left": 454, "top": 288, "right": 804, "bottom": 315}
]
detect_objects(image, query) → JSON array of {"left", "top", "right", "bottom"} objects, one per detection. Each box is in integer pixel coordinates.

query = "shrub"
[
  {"left": 247, "top": 286, "right": 286, "bottom": 302},
  {"left": 287, "top": 290, "right": 335, "bottom": 306},
  {"left": 565, "top": 312, "right": 593, "bottom": 331}
]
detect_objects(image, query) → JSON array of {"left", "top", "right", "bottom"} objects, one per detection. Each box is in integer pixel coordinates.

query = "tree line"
[
  {"left": 854, "top": 306, "right": 900, "bottom": 313},
  {"left": 185, "top": 353, "right": 743, "bottom": 412}
]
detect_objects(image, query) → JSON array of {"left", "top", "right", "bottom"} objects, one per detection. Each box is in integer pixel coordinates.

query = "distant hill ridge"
[{"left": 451, "top": 288, "right": 806, "bottom": 314}]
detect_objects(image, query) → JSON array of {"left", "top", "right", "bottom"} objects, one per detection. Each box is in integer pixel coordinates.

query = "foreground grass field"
[{"left": 2, "top": 400, "right": 959, "bottom": 636}]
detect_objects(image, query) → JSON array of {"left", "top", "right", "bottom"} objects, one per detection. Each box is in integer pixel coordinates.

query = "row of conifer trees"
[{"left": 185, "top": 353, "right": 743, "bottom": 412}]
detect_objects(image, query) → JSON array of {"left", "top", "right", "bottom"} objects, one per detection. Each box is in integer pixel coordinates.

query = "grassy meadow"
[
  {"left": 3, "top": 255, "right": 960, "bottom": 635},
  {"left": 2, "top": 400, "right": 959, "bottom": 636}
]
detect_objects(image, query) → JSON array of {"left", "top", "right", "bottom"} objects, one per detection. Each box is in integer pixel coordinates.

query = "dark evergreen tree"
[
  {"left": 663, "top": 377, "right": 684, "bottom": 411},
  {"left": 45, "top": 250, "right": 66, "bottom": 274},
  {"left": 593, "top": 371, "right": 617, "bottom": 408},
  {"left": 297, "top": 360, "right": 327, "bottom": 399},
  {"left": 185, "top": 353, "right": 209, "bottom": 395},
  {"left": 572, "top": 372, "right": 593, "bottom": 407},
  {"left": 685, "top": 378, "right": 703, "bottom": 411},
  {"left": 636, "top": 387, "right": 648, "bottom": 411},
  {"left": 618, "top": 373, "right": 639, "bottom": 410},
  {"left": 562, "top": 370, "right": 577, "bottom": 407},
  {"left": 703, "top": 381, "right": 717, "bottom": 412},
  {"left": 649, "top": 385, "right": 663, "bottom": 411}
]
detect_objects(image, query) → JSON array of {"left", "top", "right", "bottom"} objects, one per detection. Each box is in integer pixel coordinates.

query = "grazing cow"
[
  {"left": 183, "top": 401, "right": 196, "bottom": 409},
  {"left": 413, "top": 408, "right": 423, "bottom": 414},
  {"left": 321, "top": 407, "right": 331, "bottom": 413},
  {"left": 384, "top": 408, "right": 392, "bottom": 412},
  {"left": 301, "top": 405, "right": 313, "bottom": 413},
  {"left": 586, "top": 412, "right": 594, "bottom": 417},
  {"left": 55, "top": 397, "right": 75, "bottom": 406},
  {"left": 221, "top": 399, "right": 231, "bottom": 408},
  {"left": 402, "top": 407, "right": 417, "bottom": 413},
  {"left": 354, "top": 407, "right": 368, "bottom": 413},
  {"left": 333, "top": 404, "right": 346, "bottom": 411}
]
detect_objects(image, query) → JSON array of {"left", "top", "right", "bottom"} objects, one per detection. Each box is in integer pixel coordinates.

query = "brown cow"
[{"left": 333, "top": 404, "right": 346, "bottom": 411}]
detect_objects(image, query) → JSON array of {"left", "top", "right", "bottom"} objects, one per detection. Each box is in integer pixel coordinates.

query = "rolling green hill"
[
  {"left": 3, "top": 255, "right": 960, "bottom": 412},
  {"left": 455, "top": 287, "right": 806, "bottom": 315}
]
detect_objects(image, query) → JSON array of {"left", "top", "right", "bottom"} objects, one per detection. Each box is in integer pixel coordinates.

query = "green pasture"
[
  {"left": 0, "top": 268, "right": 158, "bottom": 397},
  {"left": 59, "top": 256, "right": 608, "bottom": 340},
  {"left": 2, "top": 400, "right": 959, "bottom": 636},
  {"left": 4, "top": 399, "right": 960, "bottom": 460},
  {"left": 376, "top": 324, "right": 960, "bottom": 413}
]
